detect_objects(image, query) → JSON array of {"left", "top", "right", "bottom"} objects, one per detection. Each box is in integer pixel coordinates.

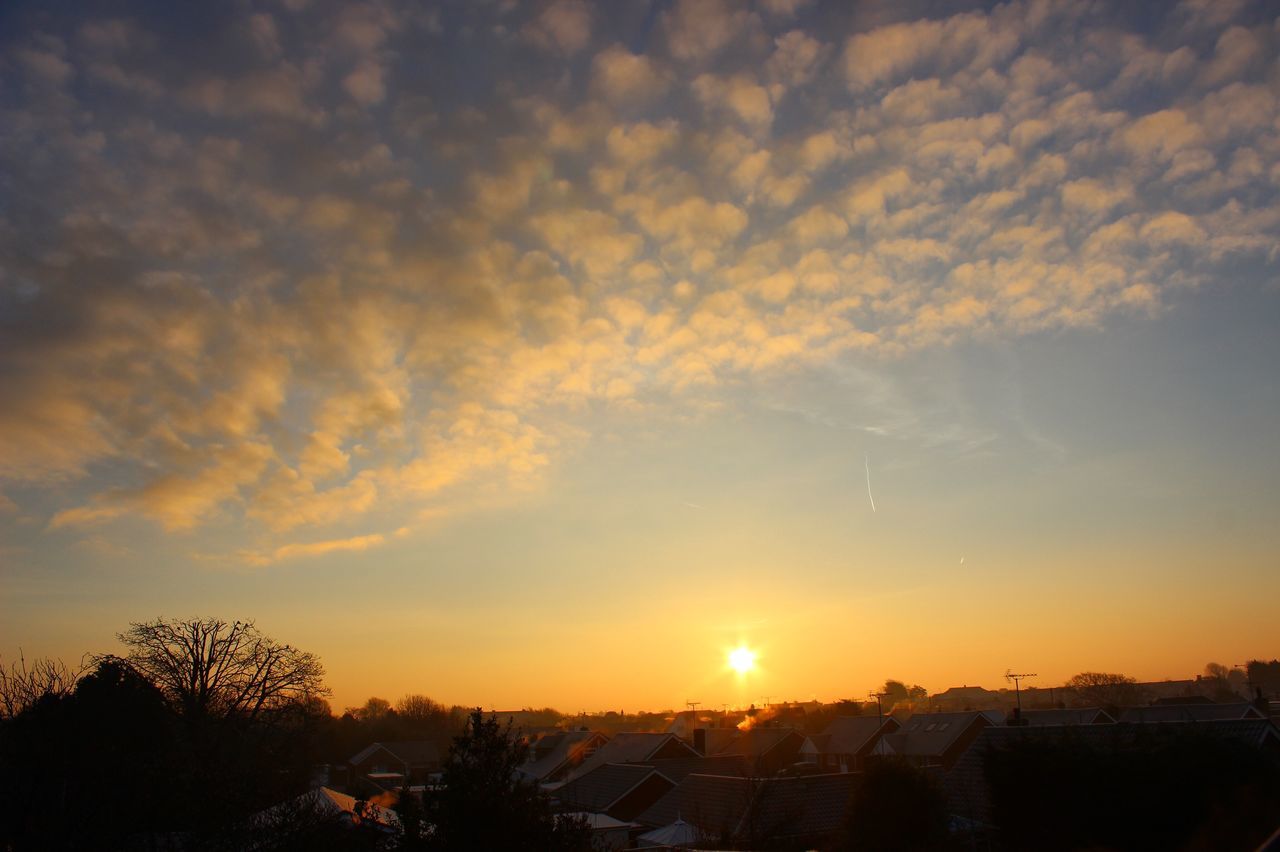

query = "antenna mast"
[{"left": 1005, "top": 670, "right": 1036, "bottom": 715}]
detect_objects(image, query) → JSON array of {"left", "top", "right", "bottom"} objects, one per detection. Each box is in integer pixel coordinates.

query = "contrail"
[{"left": 864, "top": 454, "right": 876, "bottom": 513}]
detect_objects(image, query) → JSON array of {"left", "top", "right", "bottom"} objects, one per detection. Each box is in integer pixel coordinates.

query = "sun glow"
[{"left": 728, "top": 645, "right": 756, "bottom": 675}]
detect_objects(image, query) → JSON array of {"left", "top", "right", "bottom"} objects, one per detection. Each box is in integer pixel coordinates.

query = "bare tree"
[
  {"left": 0, "top": 652, "right": 79, "bottom": 718},
  {"left": 106, "top": 617, "right": 329, "bottom": 722},
  {"left": 1065, "top": 672, "right": 1147, "bottom": 709}
]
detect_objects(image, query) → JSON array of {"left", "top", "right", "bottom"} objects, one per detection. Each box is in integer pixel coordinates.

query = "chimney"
[
  {"left": 1007, "top": 706, "right": 1027, "bottom": 727},
  {"left": 693, "top": 728, "right": 706, "bottom": 755}
]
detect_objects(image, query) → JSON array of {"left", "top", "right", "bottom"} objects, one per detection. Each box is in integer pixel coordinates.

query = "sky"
[{"left": 1, "top": 0, "right": 1278, "bottom": 714}]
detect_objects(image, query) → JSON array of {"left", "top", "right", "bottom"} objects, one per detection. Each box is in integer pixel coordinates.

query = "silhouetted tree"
[
  {"left": 106, "top": 617, "right": 329, "bottom": 723},
  {"left": 1, "top": 623, "right": 334, "bottom": 849},
  {"left": 0, "top": 658, "right": 173, "bottom": 848},
  {"left": 841, "top": 757, "right": 951, "bottom": 851},
  {"left": 1065, "top": 671, "right": 1146, "bottom": 710},
  {"left": 0, "top": 652, "right": 78, "bottom": 718},
  {"left": 396, "top": 694, "right": 447, "bottom": 727},
  {"left": 349, "top": 696, "right": 394, "bottom": 722},
  {"left": 1203, "top": 662, "right": 1247, "bottom": 700},
  {"left": 423, "top": 710, "right": 590, "bottom": 851},
  {"left": 1247, "top": 659, "right": 1280, "bottom": 697},
  {"left": 881, "top": 679, "right": 928, "bottom": 711}
]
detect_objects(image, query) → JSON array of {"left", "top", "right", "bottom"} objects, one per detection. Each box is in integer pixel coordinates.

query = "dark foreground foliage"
[
  {"left": 0, "top": 657, "right": 330, "bottom": 850},
  {"left": 418, "top": 709, "right": 591, "bottom": 851},
  {"left": 841, "top": 757, "right": 952, "bottom": 852},
  {"left": 984, "top": 725, "right": 1280, "bottom": 851}
]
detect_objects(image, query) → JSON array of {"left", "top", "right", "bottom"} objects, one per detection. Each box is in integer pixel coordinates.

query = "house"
[
  {"left": 634, "top": 772, "right": 859, "bottom": 848},
  {"left": 1019, "top": 708, "right": 1115, "bottom": 726},
  {"left": 347, "top": 741, "right": 441, "bottom": 792},
  {"left": 666, "top": 709, "right": 717, "bottom": 740},
  {"left": 1118, "top": 702, "right": 1267, "bottom": 723},
  {"left": 517, "top": 730, "right": 607, "bottom": 784},
  {"left": 637, "top": 817, "right": 699, "bottom": 848},
  {"left": 873, "top": 711, "right": 991, "bottom": 769},
  {"left": 553, "top": 763, "right": 677, "bottom": 821},
  {"left": 642, "top": 753, "right": 751, "bottom": 781},
  {"left": 931, "top": 685, "right": 1003, "bottom": 711},
  {"left": 566, "top": 731, "right": 698, "bottom": 781},
  {"left": 254, "top": 786, "right": 401, "bottom": 837},
  {"left": 635, "top": 773, "right": 749, "bottom": 842},
  {"left": 1132, "top": 679, "right": 1201, "bottom": 701},
  {"left": 692, "top": 725, "right": 741, "bottom": 756},
  {"left": 558, "top": 812, "right": 637, "bottom": 851},
  {"left": 812, "top": 715, "right": 901, "bottom": 772},
  {"left": 716, "top": 726, "right": 813, "bottom": 777}
]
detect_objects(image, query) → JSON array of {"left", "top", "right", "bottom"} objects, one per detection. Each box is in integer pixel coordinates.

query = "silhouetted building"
[
  {"left": 811, "top": 715, "right": 901, "bottom": 772},
  {"left": 634, "top": 772, "right": 859, "bottom": 848},
  {"left": 518, "top": 730, "right": 607, "bottom": 784},
  {"left": 347, "top": 741, "right": 441, "bottom": 791},
  {"left": 566, "top": 731, "right": 698, "bottom": 781},
  {"left": 715, "top": 727, "right": 813, "bottom": 777},
  {"left": 1019, "top": 707, "right": 1115, "bottom": 726},
  {"left": 873, "top": 711, "right": 991, "bottom": 769},
  {"left": 553, "top": 763, "right": 676, "bottom": 821},
  {"left": 1118, "top": 702, "right": 1267, "bottom": 723}
]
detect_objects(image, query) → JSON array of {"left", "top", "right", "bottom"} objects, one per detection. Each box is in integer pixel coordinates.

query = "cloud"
[
  {"left": 524, "top": 0, "right": 593, "bottom": 55},
  {"left": 766, "top": 30, "right": 827, "bottom": 88},
  {"left": 591, "top": 45, "right": 670, "bottom": 105},
  {"left": 693, "top": 73, "right": 774, "bottom": 131},
  {"left": 343, "top": 60, "right": 386, "bottom": 105},
  {"left": 2, "top": 0, "right": 1278, "bottom": 561},
  {"left": 663, "top": 0, "right": 759, "bottom": 63},
  {"left": 51, "top": 443, "right": 275, "bottom": 531},
  {"left": 241, "top": 533, "right": 386, "bottom": 566}
]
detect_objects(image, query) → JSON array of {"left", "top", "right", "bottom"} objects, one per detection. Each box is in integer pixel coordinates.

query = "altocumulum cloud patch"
[{"left": 1, "top": 0, "right": 1277, "bottom": 562}]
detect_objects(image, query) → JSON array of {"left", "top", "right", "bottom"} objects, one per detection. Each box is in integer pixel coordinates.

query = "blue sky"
[{"left": 1, "top": 0, "right": 1278, "bottom": 709}]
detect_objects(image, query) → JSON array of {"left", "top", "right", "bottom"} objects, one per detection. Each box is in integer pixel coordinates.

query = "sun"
[{"left": 728, "top": 645, "right": 756, "bottom": 675}]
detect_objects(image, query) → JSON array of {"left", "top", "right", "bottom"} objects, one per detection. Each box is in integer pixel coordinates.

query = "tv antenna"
[
  {"left": 869, "top": 690, "right": 889, "bottom": 725},
  {"left": 685, "top": 700, "right": 701, "bottom": 712},
  {"left": 1006, "top": 670, "right": 1036, "bottom": 714}
]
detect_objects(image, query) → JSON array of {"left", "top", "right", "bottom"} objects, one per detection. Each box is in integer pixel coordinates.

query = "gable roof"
[
  {"left": 1020, "top": 708, "right": 1115, "bottom": 726},
  {"left": 349, "top": 740, "right": 441, "bottom": 768},
  {"left": 820, "top": 716, "right": 899, "bottom": 754},
  {"left": 255, "top": 786, "right": 401, "bottom": 834},
  {"left": 642, "top": 754, "right": 751, "bottom": 782},
  {"left": 638, "top": 817, "right": 700, "bottom": 847},
  {"left": 750, "top": 773, "right": 860, "bottom": 840},
  {"left": 635, "top": 772, "right": 860, "bottom": 842},
  {"left": 1117, "top": 702, "right": 1266, "bottom": 723},
  {"left": 568, "top": 732, "right": 697, "bottom": 780},
  {"left": 717, "top": 727, "right": 806, "bottom": 758},
  {"left": 878, "top": 712, "right": 990, "bottom": 758},
  {"left": 554, "top": 763, "right": 672, "bottom": 813},
  {"left": 934, "top": 685, "right": 1000, "bottom": 700},
  {"left": 636, "top": 773, "right": 754, "bottom": 836},
  {"left": 518, "top": 730, "right": 605, "bottom": 782}
]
